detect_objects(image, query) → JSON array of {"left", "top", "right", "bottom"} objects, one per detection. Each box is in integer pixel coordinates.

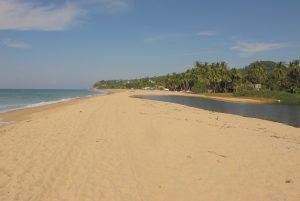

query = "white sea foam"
[
  {"left": 0, "top": 92, "right": 104, "bottom": 114},
  {"left": 0, "top": 104, "right": 23, "bottom": 110},
  {"left": 24, "top": 97, "right": 77, "bottom": 108},
  {"left": 0, "top": 98, "right": 75, "bottom": 114}
]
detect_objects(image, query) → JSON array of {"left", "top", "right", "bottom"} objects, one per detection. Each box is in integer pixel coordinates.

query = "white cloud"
[
  {"left": 231, "top": 41, "right": 290, "bottom": 57},
  {"left": 99, "top": 0, "right": 130, "bottom": 13},
  {"left": 1, "top": 38, "right": 31, "bottom": 49},
  {"left": 0, "top": 0, "right": 131, "bottom": 31},
  {"left": 185, "top": 51, "right": 215, "bottom": 56},
  {"left": 144, "top": 34, "right": 172, "bottom": 43},
  {"left": 144, "top": 31, "right": 217, "bottom": 43},
  {"left": 196, "top": 31, "right": 217, "bottom": 36},
  {"left": 0, "top": 0, "right": 80, "bottom": 31},
  {"left": 77, "top": 0, "right": 130, "bottom": 14},
  {"left": 144, "top": 33, "right": 190, "bottom": 43}
]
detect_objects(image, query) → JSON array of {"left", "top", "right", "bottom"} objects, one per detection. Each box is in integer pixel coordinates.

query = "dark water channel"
[{"left": 135, "top": 95, "right": 300, "bottom": 128}]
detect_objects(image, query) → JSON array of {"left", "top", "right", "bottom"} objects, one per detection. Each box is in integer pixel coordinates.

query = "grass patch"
[
  {"left": 233, "top": 89, "right": 300, "bottom": 104},
  {"left": 203, "top": 92, "right": 275, "bottom": 103},
  {"left": 205, "top": 93, "right": 234, "bottom": 97}
]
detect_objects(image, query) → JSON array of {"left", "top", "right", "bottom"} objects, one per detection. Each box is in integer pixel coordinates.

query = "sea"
[{"left": 0, "top": 89, "right": 103, "bottom": 114}]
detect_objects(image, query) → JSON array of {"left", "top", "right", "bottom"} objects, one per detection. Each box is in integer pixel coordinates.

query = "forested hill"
[{"left": 94, "top": 60, "right": 300, "bottom": 94}]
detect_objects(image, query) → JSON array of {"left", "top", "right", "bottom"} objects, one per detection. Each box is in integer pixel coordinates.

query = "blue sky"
[{"left": 0, "top": 0, "right": 299, "bottom": 89}]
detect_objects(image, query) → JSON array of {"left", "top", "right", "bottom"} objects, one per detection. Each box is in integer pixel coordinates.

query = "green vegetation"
[
  {"left": 93, "top": 76, "right": 166, "bottom": 89},
  {"left": 94, "top": 60, "right": 300, "bottom": 104},
  {"left": 234, "top": 89, "right": 300, "bottom": 104}
]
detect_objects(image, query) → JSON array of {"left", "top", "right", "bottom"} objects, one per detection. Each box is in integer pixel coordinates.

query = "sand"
[
  {"left": 102, "top": 89, "right": 268, "bottom": 104},
  {"left": 0, "top": 90, "right": 299, "bottom": 201}
]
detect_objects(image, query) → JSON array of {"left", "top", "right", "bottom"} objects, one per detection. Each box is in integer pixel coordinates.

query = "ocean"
[{"left": 0, "top": 89, "right": 103, "bottom": 114}]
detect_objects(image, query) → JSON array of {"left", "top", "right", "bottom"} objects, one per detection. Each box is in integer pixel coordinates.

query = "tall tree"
[
  {"left": 230, "top": 68, "right": 243, "bottom": 92},
  {"left": 272, "top": 61, "right": 287, "bottom": 90},
  {"left": 246, "top": 63, "right": 267, "bottom": 85},
  {"left": 287, "top": 60, "right": 300, "bottom": 92}
]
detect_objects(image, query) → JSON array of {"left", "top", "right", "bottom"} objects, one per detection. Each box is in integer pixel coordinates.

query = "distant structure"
[{"left": 254, "top": 84, "right": 262, "bottom": 91}]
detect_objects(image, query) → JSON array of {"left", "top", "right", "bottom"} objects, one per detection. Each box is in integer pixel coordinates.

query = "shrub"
[{"left": 191, "top": 82, "right": 207, "bottom": 93}]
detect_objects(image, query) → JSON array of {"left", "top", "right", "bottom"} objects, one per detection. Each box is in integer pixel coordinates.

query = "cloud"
[
  {"left": 0, "top": 0, "right": 131, "bottom": 31},
  {"left": 144, "top": 31, "right": 217, "bottom": 43},
  {"left": 0, "top": 0, "right": 80, "bottom": 31},
  {"left": 196, "top": 31, "right": 217, "bottom": 36},
  {"left": 231, "top": 41, "right": 290, "bottom": 57},
  {"left": 98, "top": 0, "right": 130, "bottom": 13},
  {"left": 144, "top": 34, "right": 173, "bottom": 43},
  {"left": 76, "top": 0, "right": 130, "bottom": 14},
  {"left": 144, "top": 33, "right": 190, "bottom": 43},
  {"left": 185, "top": 51, "right": 215, "bottom": 56},
  {"left": 1, "top": 38, "right": 31, "bottom": 49}
]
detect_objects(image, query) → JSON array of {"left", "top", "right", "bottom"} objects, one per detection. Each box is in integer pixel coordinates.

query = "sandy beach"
[{"left": 0, "top": 90, "right": 299, "bottom": 201}]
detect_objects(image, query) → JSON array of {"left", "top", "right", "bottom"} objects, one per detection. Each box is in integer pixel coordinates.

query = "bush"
[
  {"left": 234, "top": 88, "right": 300, "bottom": 104},
  {"left": 289, "top": 86, "right": 300, "bottom": 94},
  {"left": 191, "top": 82, "right": 207, "bottom": 93},
  {"left": 234, "top": 85, "right": 256, "bottom": 96}
]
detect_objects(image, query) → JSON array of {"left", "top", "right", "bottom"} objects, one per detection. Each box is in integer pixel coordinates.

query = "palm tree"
[
  {"left": 230, "top": 68, "right": 242, "bottom": 92},
  {"left": 247, "top": 63, "right": 267, "bottom": 86},
  {"left": 273, "top": 61, "right": 287, "bottom": 90},
  {"left": 288, "top": 60, "right": 300, "bottom": 92},
  {"left": 219, "top": 62, "right": 231, "bottom": 92},
  {"left": 208, "top": 63, "right": 222, "bottom": 92}
]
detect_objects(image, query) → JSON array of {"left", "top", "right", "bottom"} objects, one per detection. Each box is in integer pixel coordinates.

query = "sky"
[{"left": 0, "top": 0, "right": 300, "bottom": 89}]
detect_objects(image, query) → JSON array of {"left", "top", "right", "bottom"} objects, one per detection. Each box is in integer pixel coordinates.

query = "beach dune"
[{"left": 0, "top": 90, "right": 299, "bottom": 201}]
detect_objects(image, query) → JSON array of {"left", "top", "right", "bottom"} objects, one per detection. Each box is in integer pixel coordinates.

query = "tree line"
[{"left": 94, "top": 60, "right": 300, "bottom": 94}]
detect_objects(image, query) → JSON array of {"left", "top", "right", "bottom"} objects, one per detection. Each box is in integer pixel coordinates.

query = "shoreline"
[
  {"left": 171, "top": 92, "right": 269, "bottom": 104},
  {"left": 199, "top": 93, "right": 275, "bottom": 104},
  {"left": 0, "top": 89, "right": 296, "bottom": 130},
  {"left": 94, "top": 88, "right": 273, "bottom": 104},
  {"left": 0, "top": 89, "right": 290, "bottom": 128},
  {"left": 0, "top": 97, "right": 79, "bottom": 115},
  {"left": 0, "top": 93, "right": 106, "bottom": 126}
]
